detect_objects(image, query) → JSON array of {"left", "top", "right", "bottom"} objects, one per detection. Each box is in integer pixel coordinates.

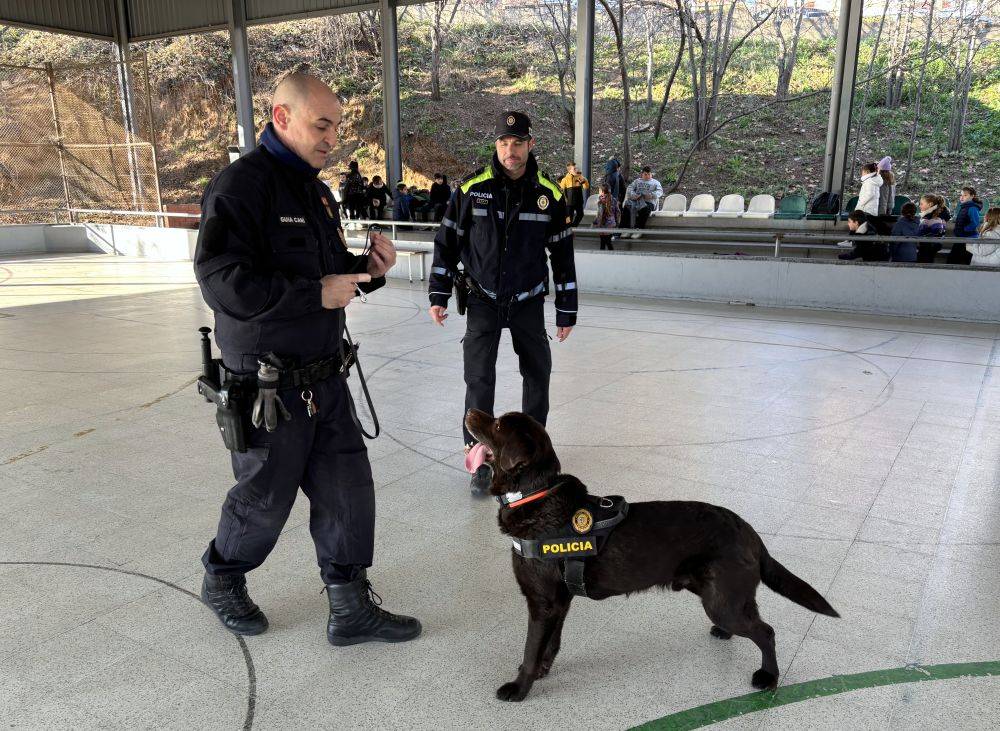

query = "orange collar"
[{"left": 497, "top": 480, "right": 563, "bottom": 509}]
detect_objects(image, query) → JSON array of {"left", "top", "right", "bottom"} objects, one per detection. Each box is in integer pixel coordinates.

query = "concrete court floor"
[{"left": 1, "top": 252, "right": 999, "bottom": 730}]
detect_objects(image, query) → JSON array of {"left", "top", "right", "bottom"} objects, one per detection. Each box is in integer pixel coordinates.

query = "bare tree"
[
  {"left": 530, "top": 0, "right": 575, "bottom": 135},
  {"left": 885, "top": 0, "right": 915, "bottom": 109},
  {"left": 773, "top": 0, "right": 807, "bottom": 100},
  {"left": 675, "top": 0, "right": 776, "bottom": 151},
  {"left": 902, "top": 0, "right": 936, "bottom": 188},
  {"left": 946, "top": 0, "right": 992, "bottom": 153},
  {"left": 598, "top": 0, "right": 633, "bottom": 178},
  {"left": 419, "top": 0, "right": 462, "bottom": 102},
  {"left": 653, "top": 29, "right": 686, "bottom": 140}
]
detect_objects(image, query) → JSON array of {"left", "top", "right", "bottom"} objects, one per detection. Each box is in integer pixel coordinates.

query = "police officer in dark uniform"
[
  {"left": 194, "top": 71, "right": 420, "bottom": 645},
  {"left": 428, "top": 111, "right": 578, "bottom": 496}
]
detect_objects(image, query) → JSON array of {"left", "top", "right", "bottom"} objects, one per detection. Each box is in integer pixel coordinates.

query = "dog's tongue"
[{"left": 465, "top": 443, "right": 491, "bottom": 474}]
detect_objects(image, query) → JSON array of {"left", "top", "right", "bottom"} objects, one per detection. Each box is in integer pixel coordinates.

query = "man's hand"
[
  {"left": 430, "top": 305, "right": 448, "bottom": 326},
  {"left": 556, "top": 326, "right": 573, "bottom": 342},
  {"left": 366, "top": 232, "right": 397, "bottom": 278},
  {"left": 321, "top": 273, "right": 372, "bottom": 309}
]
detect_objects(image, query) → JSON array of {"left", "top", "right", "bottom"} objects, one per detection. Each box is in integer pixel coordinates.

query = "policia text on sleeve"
[{"left": 427, "top": 111, "right": 578, "bottom": 451}]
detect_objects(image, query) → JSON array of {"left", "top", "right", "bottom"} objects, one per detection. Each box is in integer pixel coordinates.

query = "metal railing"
[{"left": 3, "top": 208, "right": 989, "bottom": 266}]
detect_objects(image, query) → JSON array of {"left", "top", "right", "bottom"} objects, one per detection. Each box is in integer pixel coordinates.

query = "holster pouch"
[
  {"left": 455, "top": 272, "right": 470, "bottom": 316},
  {"left": 197, "top": 375, "right": 250, "bottom": 453}
]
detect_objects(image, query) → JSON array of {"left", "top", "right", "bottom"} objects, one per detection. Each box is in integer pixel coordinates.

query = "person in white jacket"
[
  {"left": 855, "top": 162, "right": 882, "bottom": 217},
  {"left": 969, "top": 207, "right": 1000, "bottom": 267}
]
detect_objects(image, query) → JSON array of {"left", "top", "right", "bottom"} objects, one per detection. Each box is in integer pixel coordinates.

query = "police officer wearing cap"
[
  {"left": 194, "top": 71, "right": 421, "bottom": 645},
  {"left": 428, "top": 111, "right": 578, "bottom": 496}
]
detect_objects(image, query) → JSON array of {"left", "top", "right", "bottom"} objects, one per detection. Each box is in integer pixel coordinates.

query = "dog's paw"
[
  {"left": 710, "top": 626, "right": 733, "bottom": 640},
  {"left": 496, "top": 682, "right": 528, "bottom": 702},
  {"left": 536, "top": 659, "right": 553, "bottom": 679},
  {"left": 751, "top": 669, "right": 778, "bottom": 690}
]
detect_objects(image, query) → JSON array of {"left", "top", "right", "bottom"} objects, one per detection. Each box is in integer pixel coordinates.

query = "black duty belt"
[
  {"left": 228, "top": 351, "right": 352, "bottom": 391},
  {"left": 510, "top": 494, "right": 629, "bottom": 598}
]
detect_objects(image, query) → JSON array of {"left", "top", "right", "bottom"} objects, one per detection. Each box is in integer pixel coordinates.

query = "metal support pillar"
[
  {"left": 380, "top": 0, "right": 403, "bottom": 186},
  {"left": 227, "top": 0, "right": 256, "bottom": 155},
  {"left": 573, "top": 0, "right": 595, "bottom": 182},
  {"left": 822, "top": 0, "right": 863, "bottom": 197},
  {"left": 113, "top": 0, "right": 143, "bottom": 209}
]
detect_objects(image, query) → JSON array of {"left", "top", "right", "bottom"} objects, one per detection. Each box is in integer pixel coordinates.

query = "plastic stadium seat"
[
  {"left": 583, "top": 194, "right": 600, "bottom": 213},
  {"left": 839, "top": 195, "right": 859, "bottom": 220},
  {"left": 654, "top": 193, "right": 687, "bottom": 217},
  {"left": 774, "top": 194, "right": 807, "bottom": 220},
  {"left": 743, "top": 194, "right": 775, "bottom": 219},
  {"left": 713, "top": 194, "right": 745, "bottom": 218},
  {"left": 891, "top": 195, "right": 912, "bottom": 215},
  {"left": 682, "top": 194, "right": 715, "bottom": 217}
]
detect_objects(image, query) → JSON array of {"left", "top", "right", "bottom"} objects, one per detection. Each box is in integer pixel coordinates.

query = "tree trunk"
[
  {"left": 430, "top": 26, "right": 442, "bottom": 101},
  {"left": 775, "top": 4, "right": 805, "bottom": 100},
  {"left": 654, "top": 34, "right": 686, "bottom": 140},
  {"left": 902, "top": 0, "right": 935, "bottom": 188},
  {"left": 600, "top": 0, "right": 631, "bottom": 179},
  {"left": 646, "top": 21, "right": 655, "bottom": 106}
]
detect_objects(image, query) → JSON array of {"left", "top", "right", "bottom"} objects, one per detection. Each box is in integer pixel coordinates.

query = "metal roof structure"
[{"left": 0, "top": 0, "right": 425, "bottom": 41}]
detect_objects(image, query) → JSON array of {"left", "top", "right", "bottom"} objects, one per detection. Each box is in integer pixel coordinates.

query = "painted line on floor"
[
  {"left": 0, "top": 561, "right": 256, "bottom": 730},
  {"left": 630, "top": 661, "right": 1000, "bottom": 730}
]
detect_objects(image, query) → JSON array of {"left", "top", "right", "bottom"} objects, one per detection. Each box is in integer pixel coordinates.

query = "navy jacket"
[
  {"left": 889, "top": 217, "right": 920, "bottom": 262},
  {"left": 429, "top": 152, "right": 577, "bottom": 326},
  {"left": 193, "top": 124, "right": 383, "bottom": 372},
  {"left": 954, "top": 199, "right": 983, "bottom": 238}
]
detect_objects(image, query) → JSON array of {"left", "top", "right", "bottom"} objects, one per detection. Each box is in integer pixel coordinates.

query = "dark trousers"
[
  {"left": 571, "top": 202, "right": 584, "bottom": 227},
  {"left": 599, "top": 234, "right": 614, "bottom": 250},
  {"left": 917, "top": 241, "right": 942, "bottom": 263},
  {"left": 346, "top": 195, "right": 367, "bottom": 220},
  {"left": 203, "top": 374, "right": 375, "bottom": 585},
  {"left": 946, "top": 242, "right": 972, "bottom": 265},
  {"left": 627, "top": 203, "right": 653, "bottom": 229},
  {"left": 462, "top": 295, "right": 551, "bottom": 445}
]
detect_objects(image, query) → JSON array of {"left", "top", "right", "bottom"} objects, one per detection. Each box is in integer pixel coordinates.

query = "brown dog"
[{"left": 465, "top": 408, "right": 839, "bottom": 702}]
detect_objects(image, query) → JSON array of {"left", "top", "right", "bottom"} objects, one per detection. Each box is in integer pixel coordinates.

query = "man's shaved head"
[
  {"left": 270, "top": 70, "right": 342, "bottom": 170},
  {"left": 273, "top": 72, "right": 334, "bottom": 109}
]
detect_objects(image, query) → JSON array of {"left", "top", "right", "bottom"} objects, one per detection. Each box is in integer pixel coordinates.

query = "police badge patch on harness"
[{"left": 507, "top": 493, "right": 629, "bottom": 597}]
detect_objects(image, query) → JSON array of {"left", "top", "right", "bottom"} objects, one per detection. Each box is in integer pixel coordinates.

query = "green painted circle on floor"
[{"left": 630, "top": 661, "right": 1000, "bottom": 730}]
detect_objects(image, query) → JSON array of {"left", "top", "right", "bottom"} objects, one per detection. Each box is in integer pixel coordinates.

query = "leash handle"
[{"left": 344, "top": 324, "right": 380, "bottom": 439}]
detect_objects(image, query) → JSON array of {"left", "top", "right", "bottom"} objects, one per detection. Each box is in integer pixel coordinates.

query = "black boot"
[
  {"left": 201, "top": 572, "right": 268, "bottom": 636},
  {"left": 325, "top": 572, "right": 421, "bottom": 646},
  {"left": 470, "top": 464, "right": 492, "bottom": 498}
]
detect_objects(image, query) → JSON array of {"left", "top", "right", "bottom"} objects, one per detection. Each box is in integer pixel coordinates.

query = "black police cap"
[{"left": 495, "top": 111, "right": 532, "bottom": 140}]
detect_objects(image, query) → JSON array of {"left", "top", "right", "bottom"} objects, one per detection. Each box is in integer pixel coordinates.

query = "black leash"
[{"left": 343, "top": 322, "right": 379, "bottom": 440}]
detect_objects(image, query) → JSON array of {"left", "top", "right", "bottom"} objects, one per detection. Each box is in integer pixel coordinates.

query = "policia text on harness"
[{"left": 499, "top": 488, "right": 629, "bottom": 598}]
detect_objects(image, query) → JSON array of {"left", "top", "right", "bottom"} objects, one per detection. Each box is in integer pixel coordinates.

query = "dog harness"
[{"left": 500, "top": 490, "right": 630, "bottom": 598}]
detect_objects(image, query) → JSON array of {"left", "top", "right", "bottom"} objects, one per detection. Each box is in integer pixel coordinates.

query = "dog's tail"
[{"left": 760, "top": 551, "right": 839, "bottom": 617}]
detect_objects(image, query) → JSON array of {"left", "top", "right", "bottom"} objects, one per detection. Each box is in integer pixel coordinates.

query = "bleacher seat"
[
  {"left": 713, "top": 194, "right": 745, "bottom": 218},
  {"left": 743, "top": 194, "right": 776, "bottom": 219},
  {"left": 774, "top": 194, "right": 807, "bottom": 220},
  {"left": 583, "top": 194, "right": 600, "bottom": 214},
  {"left": 891, "top": 195, "right": 913, "bottom": 215},
  {"left": 655, "top": 193, "right": 687, "bottom": 217},
  {"left": 839, "top": 195, "right": 859, "bottom": 220},
  {"left": 683, "top": 194, "right": 715, "bottom": 217}
]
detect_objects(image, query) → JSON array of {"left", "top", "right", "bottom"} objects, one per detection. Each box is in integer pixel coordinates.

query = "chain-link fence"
[{"left": 0, "top": 55, "right": 161, "bottom": 224}]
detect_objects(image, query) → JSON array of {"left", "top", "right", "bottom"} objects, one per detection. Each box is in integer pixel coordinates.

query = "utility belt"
[
  {"left": 195, "top": 326, "right": 378, "bottom": 453},
  {"left": 226, "top": 350, "right": 354, "bottom": 390},
  {"left": 454, "top": 271, "right": 546, "bottom": 316},
  {"left": 510, "top": 494, "right": 629, "bottom": 598}
]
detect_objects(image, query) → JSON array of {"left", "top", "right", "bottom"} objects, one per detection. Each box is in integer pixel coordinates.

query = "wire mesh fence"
[{"left": 0, "top": 55, "right": 161, "bottom": 224}]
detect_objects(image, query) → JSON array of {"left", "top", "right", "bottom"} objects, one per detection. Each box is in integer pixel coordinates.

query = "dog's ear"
[{"left": 497, "top": 445, "right": 527, "bottom": 475}]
